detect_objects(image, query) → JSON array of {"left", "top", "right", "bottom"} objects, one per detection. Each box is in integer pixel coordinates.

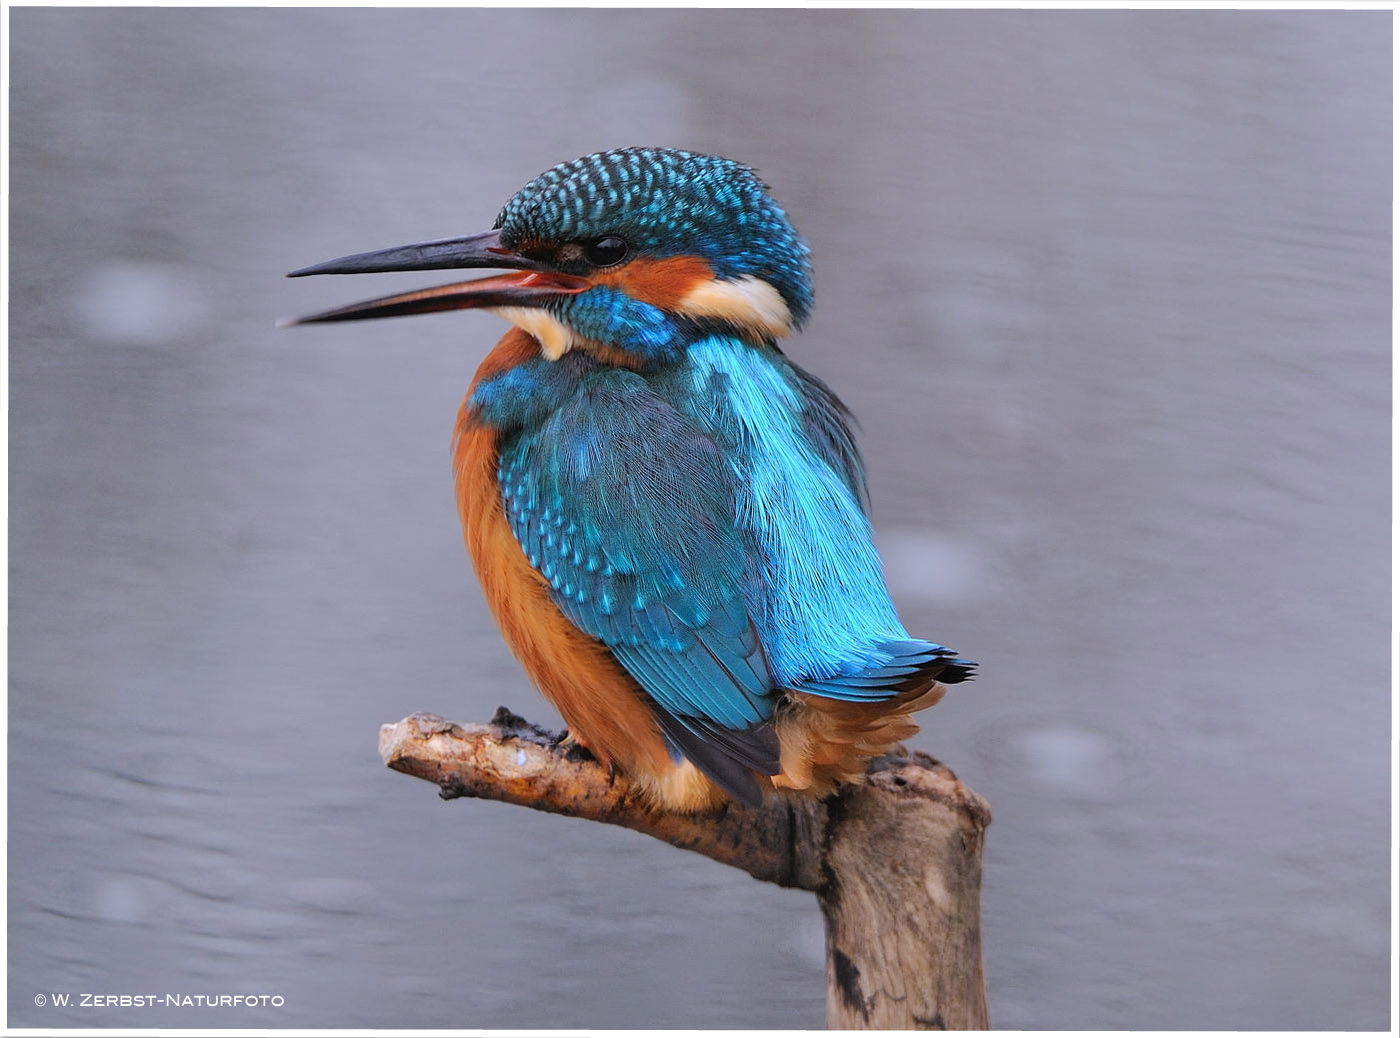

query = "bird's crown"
[{"left": 496, "top": 147, "right": 813, "bottom": 328}]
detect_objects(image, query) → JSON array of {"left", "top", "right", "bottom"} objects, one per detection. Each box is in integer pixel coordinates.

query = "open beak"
[{"left": 281, "top": 229, "right": 589, "bottom": 326}]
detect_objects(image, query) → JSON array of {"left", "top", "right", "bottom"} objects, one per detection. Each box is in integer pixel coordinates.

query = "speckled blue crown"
[{"left": 495, "top": 147, "right": 814, "bottom": 325}]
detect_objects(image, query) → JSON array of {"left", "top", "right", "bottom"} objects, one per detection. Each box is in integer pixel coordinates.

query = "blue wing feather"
[
  {"left": 663, "top": 337, "right": 977, "bottom": 693},
  {"left": 787, "top": 359, "right": 870, "bottom": 509},
  {"left": 497, "top": 364, "right": 776, "bottom": 739}
]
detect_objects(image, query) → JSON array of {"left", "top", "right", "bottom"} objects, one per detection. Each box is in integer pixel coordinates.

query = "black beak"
[
  {"left": 281, "top": 229, "right": 588, "bottom": 325},
  {"left": 286, "top": 229, "right": 548, "bottom": 278}
]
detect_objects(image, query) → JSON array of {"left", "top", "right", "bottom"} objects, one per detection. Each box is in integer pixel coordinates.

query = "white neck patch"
[
  {"left": 488, "top": 306, "right": 575, "bottom": 361},
  {"left": 677, "top": 275, "right": 793, "bottom": 340}
]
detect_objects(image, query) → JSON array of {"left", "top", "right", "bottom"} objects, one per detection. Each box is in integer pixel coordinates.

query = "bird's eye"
[{"left": 583, "top": 236, "right": 629, "bottom": 267}]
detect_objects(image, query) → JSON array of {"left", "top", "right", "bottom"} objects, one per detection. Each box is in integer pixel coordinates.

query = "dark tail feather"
[{"left": 936, "top": 657, "right": 978, "bottom": 684}]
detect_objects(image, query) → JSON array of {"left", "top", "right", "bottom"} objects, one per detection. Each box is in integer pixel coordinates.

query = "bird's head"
[{"left": 285, "top": 148, "right": 813, "bottom": 362}]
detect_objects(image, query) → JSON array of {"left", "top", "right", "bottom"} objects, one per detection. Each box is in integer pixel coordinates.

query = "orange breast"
[{"left": 451, "top": 328, "right": 671, "bottom": 776}]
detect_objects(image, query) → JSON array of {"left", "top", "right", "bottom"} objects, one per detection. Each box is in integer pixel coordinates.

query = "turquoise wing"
[{"left": 497, "top": 366, "right": 780, "bottom": 801}]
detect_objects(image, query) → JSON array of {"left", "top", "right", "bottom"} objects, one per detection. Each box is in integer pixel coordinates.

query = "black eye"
[{"left": 583, "top": 236, "right": 629, "bottom": 267}]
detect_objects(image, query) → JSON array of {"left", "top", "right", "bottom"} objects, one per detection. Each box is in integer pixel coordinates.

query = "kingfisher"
[{"left": 286, "top": 147, "right": 974, "bottom": 811}]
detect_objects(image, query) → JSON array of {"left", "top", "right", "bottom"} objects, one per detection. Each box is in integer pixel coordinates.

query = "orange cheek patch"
[{"left": 590, "top": 254, "right": 715, "bottom": 310}]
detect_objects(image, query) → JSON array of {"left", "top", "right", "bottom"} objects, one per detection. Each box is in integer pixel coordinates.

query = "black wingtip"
[{"left": 937, "top": 658, "right": 978, "bottom": 684}]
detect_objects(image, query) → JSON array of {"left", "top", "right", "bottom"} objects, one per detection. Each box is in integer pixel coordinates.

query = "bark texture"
[{"left": 379, "top": 708, "right": 991, "bottom": 1029}]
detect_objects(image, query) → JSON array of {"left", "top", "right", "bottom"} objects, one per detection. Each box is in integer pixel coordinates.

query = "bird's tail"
[
  {"left": 772, "top": 639, "right": 975, "bottom": 794},
  {"left": 792, "top": 638, "right": 975, "bottom": 700}
]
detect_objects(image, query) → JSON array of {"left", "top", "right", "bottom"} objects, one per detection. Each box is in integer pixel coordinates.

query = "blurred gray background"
[{"left": 7, "top": 8, "right": 1390, "bottom": 1030}]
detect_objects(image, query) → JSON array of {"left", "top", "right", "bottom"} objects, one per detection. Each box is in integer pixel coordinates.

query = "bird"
[{"left": 286, "top": 147, "right": 974, "bottom": 811}]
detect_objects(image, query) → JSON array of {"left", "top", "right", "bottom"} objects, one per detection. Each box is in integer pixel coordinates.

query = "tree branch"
[{"left": 378, "top": 708, "right": 991, "bottom": 1029}]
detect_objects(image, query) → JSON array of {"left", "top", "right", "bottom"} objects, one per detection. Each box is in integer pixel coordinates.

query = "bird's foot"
[
  {"left": 552, "top": 728, "right": 598, "bottom": 765},
  {"left": 552, "top": 727, "right": 580, "bottom": 749}
]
